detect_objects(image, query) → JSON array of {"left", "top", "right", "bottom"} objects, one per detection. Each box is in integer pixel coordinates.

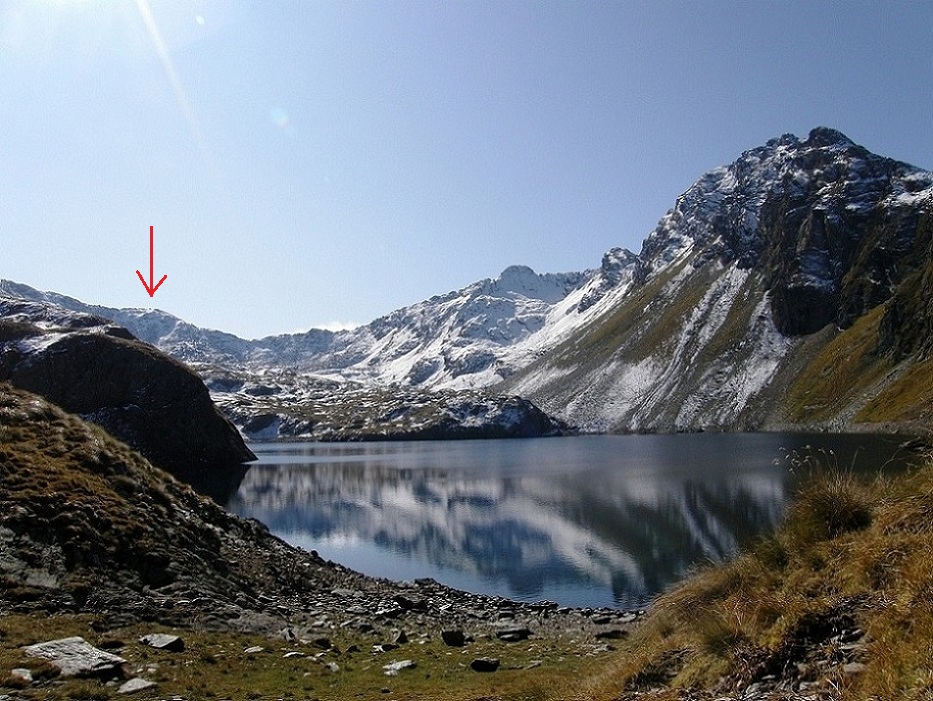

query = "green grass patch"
[
  {"left": 0, "top": 613, "right": 622, "bottom": 701},
  {"left": 782, "top": 305, "right": 891, "bottom": 423}
]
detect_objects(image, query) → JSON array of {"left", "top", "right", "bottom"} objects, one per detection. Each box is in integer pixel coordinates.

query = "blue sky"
[{"left": 2, "top": 1, "right": 931, "bottom": 339}]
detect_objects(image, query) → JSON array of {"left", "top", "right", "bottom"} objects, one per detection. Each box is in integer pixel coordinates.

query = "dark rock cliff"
[
  {"left": 0, "top": 309, "right": 254, "bottom": 501},
  {"left": 636, "top": 127, "right": 933, "bottom": 337}
]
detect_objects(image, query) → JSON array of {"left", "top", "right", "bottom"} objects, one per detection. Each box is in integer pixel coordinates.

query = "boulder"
[
  {"left": 470, "top": 657, "right": 500, "bottom": 672},
  {"left": 138, "top": 634, "right": 185, "bottom": 652},
  {"left": 23, "top": 636, "right": 125, "bottom": 678},
  {"left": 0, "top": 327, "right": 254, "bottom": 501},
  {"left": 118, "top": 678, "right": 158, "bottom": 694},
  {"left": 594, "top": 629, "right": 628, "bottom": 640},
  {"left": 382, "top": 659, "right": 416, "bottom": 676},
  {"left": 495, "top": 626, "right": 532, "bottom": 642},
  {"left": 441, "top": 629, "right": 466, "bottom": 647}
]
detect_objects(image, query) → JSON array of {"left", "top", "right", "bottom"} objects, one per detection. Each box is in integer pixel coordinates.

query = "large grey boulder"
[{"left": 23, "top": 636, "right": 125, "bottom": 678}]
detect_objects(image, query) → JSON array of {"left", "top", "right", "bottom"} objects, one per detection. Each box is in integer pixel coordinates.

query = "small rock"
[
  {"left": 283, "top": 651, "right": 304, "bottom": 659},
  {"left": 843, "top": 662, "right": 867, "bottom": 675},
  {"left": 594, "top": 629, "right": 628, "bottom": 640},
  {"left": 311, "top": 637, "right": 332, "bottom": 650},
  {"left": 591, "top": 615, "right": 612, "bottom": 625},
  {"left": 9, "top": 668, "right": 33, "bottom": 685},
  {"left": 24, "top": 637, "right": 126, "bottom": 678},
  {"left": 470, "top": 657, "right": 500, "bottom": 673},
  {"left": 244, "top": 646, "right": 265, "bottom": 654},
  {"left": 331, "top": 588, "right": 359, "bottom": 598},
  {"left": 496, "top": 626, "right": 531, "bottom": 642},
  {"left": 324, "top": 661, "right": 340, "bottom": 673},
  {"left": 441, "top": 630, "right": 466, "bottom": 647},
  {"left": 117, "top": 678, "right": 157, "bottom": 695},
  {"left": 393, "top": 594, "right": 425, "bottom": 611},
  {"left": 393, "top": 630, "right": 409, "bottom": 645},
  {"left": 138, "top": 634, "right": 185, "bottom": 652},
  {"left": 383, "top": 659, "right": 416, "bottom": 676}
]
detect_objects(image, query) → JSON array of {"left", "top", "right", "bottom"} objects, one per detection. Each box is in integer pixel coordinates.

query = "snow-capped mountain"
[
  {"left": 504, "top": 128, "right": 933, "bottom": 432},
  {"left": 4, "top": 127, "right": 931, "bottom": 436},
  {"left": 2, "top": 251, "right": 638, "bottom": 390}
]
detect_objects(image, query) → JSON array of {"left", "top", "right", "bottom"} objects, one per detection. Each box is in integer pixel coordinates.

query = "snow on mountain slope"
[
  {"left": 503, "top": 128, "right": 933, "bottom": 432},
  {"left": 339, "top": 255, "right": 638, "bottom": 389},
  {"left": 1, "top": 249, "right": 639, "bottom": 390}
]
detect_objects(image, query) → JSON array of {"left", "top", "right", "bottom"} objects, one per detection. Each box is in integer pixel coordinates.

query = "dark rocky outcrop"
[
  {"left": 876, "top": 210, "right": 933, "bottom": 361},
  {"left": 0, "top": 305, "right": 254, "bottom": 500}
]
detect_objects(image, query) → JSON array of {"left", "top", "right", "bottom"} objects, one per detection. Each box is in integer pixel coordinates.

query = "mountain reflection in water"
[{"left": 225, "top": 434, "right": 913, "bottom": 609}]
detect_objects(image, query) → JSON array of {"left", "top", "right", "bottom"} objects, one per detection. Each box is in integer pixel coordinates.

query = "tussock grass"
[{"left": 588, "top": 451, "right": 933, "bottom": 699}]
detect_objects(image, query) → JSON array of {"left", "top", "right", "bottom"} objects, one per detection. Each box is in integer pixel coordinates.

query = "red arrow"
[{"left": 135, "top": 225, "right": 168, "bottom": 298}]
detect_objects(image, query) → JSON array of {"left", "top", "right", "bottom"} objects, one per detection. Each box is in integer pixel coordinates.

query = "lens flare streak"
[{"left": 134, "top": 0, "right": 207, "bottom": 160}]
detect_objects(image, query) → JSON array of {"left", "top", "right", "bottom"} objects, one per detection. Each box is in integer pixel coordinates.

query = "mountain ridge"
[{"left": 3, "top": 127, "right": 931, "bottom": 436}]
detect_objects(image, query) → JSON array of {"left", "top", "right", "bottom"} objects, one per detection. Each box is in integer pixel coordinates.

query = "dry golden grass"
[{"left": 589, "top": 452, "right": 933, "bottom": 700}]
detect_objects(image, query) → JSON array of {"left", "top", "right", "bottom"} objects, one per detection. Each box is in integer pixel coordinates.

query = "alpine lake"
[{"left": 225, "top": 433, "right": 921, "bottom": 611}]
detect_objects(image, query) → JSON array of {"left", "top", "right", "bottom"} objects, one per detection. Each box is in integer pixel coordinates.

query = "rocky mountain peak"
[
  {"left": 633, "top": 127, "right": 932, "bottom": 334},
  {"left": 804, "top": 126, "right": 857, "bottom": 149}
]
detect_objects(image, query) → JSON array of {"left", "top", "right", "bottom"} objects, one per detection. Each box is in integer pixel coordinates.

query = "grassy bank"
[
  {"left": 588, "top": 449, "right": 933, "bottom": 699},
  {"left": 0, "top": 613, "right": 621, "bottom": 701}
]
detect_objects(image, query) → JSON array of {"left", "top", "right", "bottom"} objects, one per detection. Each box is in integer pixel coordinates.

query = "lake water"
[{"left": 225, "top": 433, "right": 918, "bottom": 610}]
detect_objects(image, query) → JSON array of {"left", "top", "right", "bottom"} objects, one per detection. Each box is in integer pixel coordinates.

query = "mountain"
[
  {"left": 3, "top": 127, "right": 931, "bottom": 436},
  {"left": 0, "top": 290, "right": 567, "bottom": 442},
  {"left": 502, "top": 128, "right": 933, "bottom": 433},
  {"left": 0, "top": 296, "right": 255, "bottom": 499},
  {"left": 1, "top": 258, "right": 631, "bottom": 390}
]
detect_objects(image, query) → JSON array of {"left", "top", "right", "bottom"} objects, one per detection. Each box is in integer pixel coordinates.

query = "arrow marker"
[{"left": 136, "top": 225, "right": 168, "bottom": 298}]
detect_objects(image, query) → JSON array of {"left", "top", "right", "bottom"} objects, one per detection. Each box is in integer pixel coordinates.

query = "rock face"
[
  {"left": 635, "top": 127, "right": 932, "bottom": 337},
  {"left": 0, "top": 299, "right": 254, "bottom": 499},
  {"left": 503, "top": 128, "right": 933, "bottom": 433}
]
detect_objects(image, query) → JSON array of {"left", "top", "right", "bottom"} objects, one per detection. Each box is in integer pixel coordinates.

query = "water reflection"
[{"left": 225, "top": 434, "right": 912, "bottom": 609}]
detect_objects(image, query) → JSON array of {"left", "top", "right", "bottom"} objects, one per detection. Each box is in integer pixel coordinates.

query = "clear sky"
[{"left": 2, "top": 1, "right": 931, "bottom": 339}]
